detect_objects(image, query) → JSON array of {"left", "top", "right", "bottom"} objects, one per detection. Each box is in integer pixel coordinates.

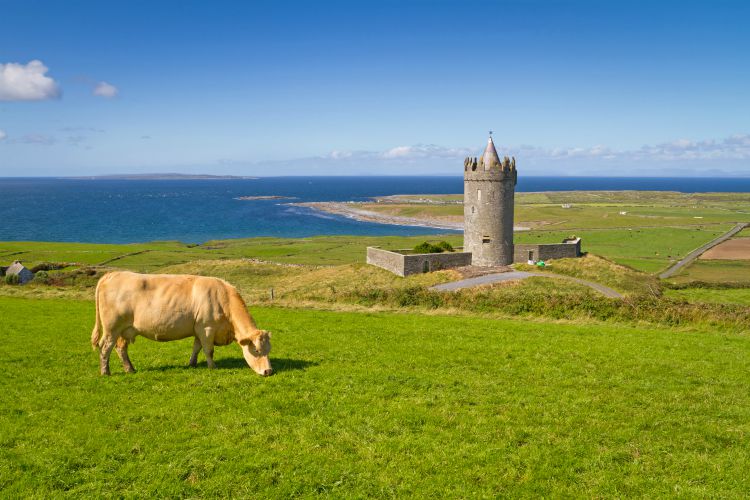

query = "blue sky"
[{"left": 1, "top": 0, "right": 748, "bottom": 176}]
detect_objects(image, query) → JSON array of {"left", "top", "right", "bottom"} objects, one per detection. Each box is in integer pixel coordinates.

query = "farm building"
[{"left": 5, "top": 261, "right": 34, "bottom": 284}]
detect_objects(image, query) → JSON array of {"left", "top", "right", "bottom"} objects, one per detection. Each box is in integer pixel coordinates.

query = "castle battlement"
[{"left": 463, "top": 155, "right": 516, "bottom": 173}]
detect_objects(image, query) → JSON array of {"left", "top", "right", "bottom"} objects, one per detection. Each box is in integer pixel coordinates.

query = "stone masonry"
[
  {"left": 514, "top": 237, "right": 581, "bottom": 263},
  {"left": 367, "top": 247, "right": 473, "bottom": 277},
  {"left": 463, "top": 135, "right": 517, "bottom": 266}
]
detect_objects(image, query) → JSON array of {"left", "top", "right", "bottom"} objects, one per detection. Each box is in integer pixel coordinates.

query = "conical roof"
[{"left": 482, "top": 135, "right": 500, "bottom": 168}]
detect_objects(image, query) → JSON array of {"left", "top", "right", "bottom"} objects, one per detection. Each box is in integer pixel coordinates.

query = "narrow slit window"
[
  {"left": 482, "top": 236, "right": 491, "bottom": 243},
  {"left": 477, "top": 189, "right": 482, "bottom": 202}
]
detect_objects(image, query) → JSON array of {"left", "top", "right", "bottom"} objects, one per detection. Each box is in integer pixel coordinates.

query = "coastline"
[
  {"left": 294, "top": 202, "right": 464, "bottom": 231},
  {"left": 295, "top": 201, "right": 532, "bottom": 232}
]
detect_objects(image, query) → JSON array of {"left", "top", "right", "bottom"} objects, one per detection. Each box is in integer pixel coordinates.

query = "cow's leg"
[
  {"left": 115, "top": 337, "right": 136, "bottom": 373},
  {"left": 189, "top": 337, "right": 201, "bottom": 367},
  {"left": 99, "top": 334, "right": 116, "bottom": 376},
  {"left": 195, "top": 326, "right": 216, "bottom": 369}
]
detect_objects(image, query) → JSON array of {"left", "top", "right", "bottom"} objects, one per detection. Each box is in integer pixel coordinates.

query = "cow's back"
[{"left": 97, "top": 272, "right": 233, "bottom": 342}]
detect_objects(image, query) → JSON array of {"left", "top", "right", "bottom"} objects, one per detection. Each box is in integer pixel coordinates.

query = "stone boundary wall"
[
  {"left": 514, "top": 238, "right": 581, "bottom": 263},
  {"left": 367, "top": 247, "right": 473, "bottom": 277}
]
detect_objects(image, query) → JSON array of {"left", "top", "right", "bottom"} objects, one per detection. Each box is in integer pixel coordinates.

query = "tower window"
[
  {"left": 477, "top": 189, "right": 482, "bottom": 201},
  {"left": 471, "top": 206, "right": 475, "bottom": 214},
  {"left": 482, "top": 236, "right": 491, "bottom": 243}
]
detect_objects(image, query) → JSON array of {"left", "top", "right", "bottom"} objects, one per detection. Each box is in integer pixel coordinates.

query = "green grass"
[
  {"left": 0, "top": 225, "right": 729, "bottom": 277},
  {"left": 515, "top": 225, "right": 731, "bottom": 273},
  {"left": 367, "top": 191, "right": 750, "bottom": 230},
  {"left": 665, "top": 288, "right": 750, "bottom": 306},
  {"left": 671, "top": 260, "right": 750, "bottom": 285},
  {"left": 0, "top": 235, "right": 468, "bottom": 272},
  {"left": 2, "top": 296, "right": 750, "bottom": 496}
]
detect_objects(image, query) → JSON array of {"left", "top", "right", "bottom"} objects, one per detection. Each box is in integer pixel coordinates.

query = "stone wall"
[
  {"left": 366, "top": 247, "right": 408, "bottom": 276},
  {"left": 463, "top": 168, "right": 516, "bottom": 267},
  {"left": 514, "top": 238, "right": 581, "bottom": 263},
  {"left": 367, "top": 247, "right": 472, "bottom": 277}
]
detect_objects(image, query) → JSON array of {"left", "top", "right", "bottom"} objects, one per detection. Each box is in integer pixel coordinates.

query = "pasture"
[{"left": 2, "top": 296, "right": 750, "bottom": 497}]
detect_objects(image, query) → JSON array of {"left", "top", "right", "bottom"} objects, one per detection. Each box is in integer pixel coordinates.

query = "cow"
[{"left": 91, "top": 271, "right": 272, "bottom": 376}]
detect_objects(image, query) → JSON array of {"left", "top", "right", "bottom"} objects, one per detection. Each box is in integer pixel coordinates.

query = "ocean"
[{"left": 1, "top": 176, "right": 749, "bottom": 243}]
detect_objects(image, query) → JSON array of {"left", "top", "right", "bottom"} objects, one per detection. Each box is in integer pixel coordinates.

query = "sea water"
[{"left": 1, "top": 176, "right": 749, "bottom": 243}]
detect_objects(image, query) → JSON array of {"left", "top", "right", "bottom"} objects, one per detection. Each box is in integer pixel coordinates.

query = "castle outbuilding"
[{"left": 463, "top": 135, "right": 516, "bottom": 266}]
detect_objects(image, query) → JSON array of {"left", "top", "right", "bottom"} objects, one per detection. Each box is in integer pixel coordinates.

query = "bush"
[
  {"left": 4, "top": 274, "right": 20, "bottom": 285},
  {"left": 342, "top": 283, "right": 750, "bottom": 331},
  {"left": 413, "top": 242, "right": 443, "bottom": 254},
  {"left": 33, "top": 271, "right": 49, "bottom": 284},
  {"left": 413, "top": 241, "right": 454, "bottom": 254},
  {"left": 436, "top": 241, "right": 454, "bottom": 252}
]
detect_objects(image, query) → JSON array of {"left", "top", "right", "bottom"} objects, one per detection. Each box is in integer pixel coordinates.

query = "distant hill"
[{"left": 69, "top": 173, "right": 257, "bottom": 180}]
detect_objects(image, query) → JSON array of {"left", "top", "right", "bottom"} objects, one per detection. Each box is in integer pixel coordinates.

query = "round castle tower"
[{"left": 463, "top": 135, "right": 517, "bottom": 266}]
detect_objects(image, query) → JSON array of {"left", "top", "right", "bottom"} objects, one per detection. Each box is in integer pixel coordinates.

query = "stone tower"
[{"left": 463, "top": 135, "right": 517, "bottom": 266}]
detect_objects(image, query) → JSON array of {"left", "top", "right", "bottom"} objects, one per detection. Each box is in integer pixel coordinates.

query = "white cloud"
[
  {"left": 632, "top": 135, "right": 750, "bottom": 161},
  {"left": 380, "top": 144, "right": 474, "bottom": 160},
  {"left": 0, "top": 129, "right": 6, "bottom": 141},
  {"left": 307, "top": 133, "right": 750, "bottom": 175},
  {"left": 93, "top": 81, "right": 118, "bottom": 98},
  {"left": 0, "top": 60, "right": 61, "bottom": 101},
  {"left": 13, "top": 134, "right": 56, "bottom": 145}
]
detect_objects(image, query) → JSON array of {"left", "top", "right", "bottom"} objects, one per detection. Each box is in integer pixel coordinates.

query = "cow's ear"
[{"left": 238, "top": 337, "right": 252, "bottom": 346}]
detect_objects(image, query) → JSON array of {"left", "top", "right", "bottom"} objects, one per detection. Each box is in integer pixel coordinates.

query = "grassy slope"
[{"left": 2, "top": 297, "right": 750, "bottom": 497}]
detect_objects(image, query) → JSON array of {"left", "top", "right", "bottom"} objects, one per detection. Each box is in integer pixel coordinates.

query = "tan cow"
[{"left": 91, "top": 271, "right": 272, "bottom": 376}]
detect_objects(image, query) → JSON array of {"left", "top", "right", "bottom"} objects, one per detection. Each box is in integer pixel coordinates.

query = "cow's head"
[{"left": 238, "top": 330, "right": 273, "bottom": 376}]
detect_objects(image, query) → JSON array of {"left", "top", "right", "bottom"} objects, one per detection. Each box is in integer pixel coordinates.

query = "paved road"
[
  {"left": 659, "top": 222, "right": 748, "bottom": 279},
  {"left": 431, "top": 271, "right": 623, "bottom": 299}
]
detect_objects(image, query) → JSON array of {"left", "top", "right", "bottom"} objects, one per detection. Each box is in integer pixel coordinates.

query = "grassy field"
[
  {"left": 515, "top": 225, "right": 731, "bottom": 273},
  {"left": 0, "top": 235, "right": 466, "bottom": 271},
  {"left": 2, "top": 296, "right": 750, "bottom": 497},
  {"left": 665, "top": 287, "right": 750, "bottom": 306},
  {"left": 0, "top": 224, "right": 733, "bottom": 276},
  {"left": 670, "top": 260, "right": 750, "bottom": 286},
  {"left": 371, "top": 191, "right": 750, "bottom": 229}
]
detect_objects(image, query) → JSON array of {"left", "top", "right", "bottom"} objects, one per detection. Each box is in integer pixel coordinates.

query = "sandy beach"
[
  {"left": 294, "top": 202, "right": 464, "bottom": 230},
  {"left": 295, "top": 201, "right": 531, "bottom": 231}
]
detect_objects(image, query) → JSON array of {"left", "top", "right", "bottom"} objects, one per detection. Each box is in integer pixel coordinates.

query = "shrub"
[
  {"left": 33, "top": 271, "right": 50, "bottom": 284},
  {"left": 413, "top": 242, "right": 443, "bottom": 254},
  {"left": 4, "top": 274, "right": 20, "bottom": 285},
  {"left": 413, "top": 241, "right": 454, "bottom": 254},
  {"left": 436, "top": 241, "right": 454, "bottom": 252}
]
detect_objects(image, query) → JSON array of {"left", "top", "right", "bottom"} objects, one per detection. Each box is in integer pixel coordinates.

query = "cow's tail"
[{"left": 91, "top": 278, "right": 103, "bottom": 350}]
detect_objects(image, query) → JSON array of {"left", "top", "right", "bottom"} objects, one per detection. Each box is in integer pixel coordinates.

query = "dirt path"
[
  {"left": 431, "top": 271, "right": 623, "bottom": 299},
  {"left": 659, "top": 222, "right": 748, "bottom": 279}
]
